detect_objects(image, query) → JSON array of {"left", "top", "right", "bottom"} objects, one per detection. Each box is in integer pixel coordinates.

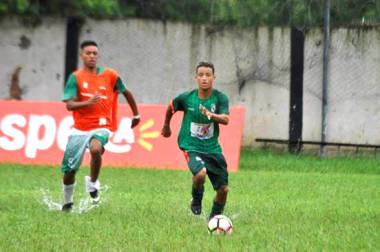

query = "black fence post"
[
  {"left": 64, "top": 17, "right": 82, "bottom": 85},
  {"left": 289, "top": 27, "right": 305, "bottom": 153}
]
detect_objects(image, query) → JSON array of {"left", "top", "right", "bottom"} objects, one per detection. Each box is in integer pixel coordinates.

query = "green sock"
[
  {"left": 191, "top": 185, "right": 204, "bottom": 202},
  {"left": 210, "top": 201, "right": 225, "bottom": 219}
]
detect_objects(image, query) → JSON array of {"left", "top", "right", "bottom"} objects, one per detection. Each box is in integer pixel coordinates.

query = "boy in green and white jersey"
[{"left": 161, "top": 62, "right": 230, "bottom": 220}]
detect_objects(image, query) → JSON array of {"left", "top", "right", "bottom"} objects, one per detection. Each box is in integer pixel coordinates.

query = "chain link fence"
[{"left": 304, "top": 24, "right": 380, "bottom": 149}]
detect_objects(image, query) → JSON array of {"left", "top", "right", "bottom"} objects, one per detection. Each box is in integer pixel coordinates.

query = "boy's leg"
[
  {"left": 89, "top": 138, "right": 104, "bottom": 182},
  {"left": 191, "top": 168, "right": 206, "bottom": 215},
  {"left": 60, "top": 133, "right": 88, "bottom": 211},
  {"left": 62, "top": 171, "right": 76, "bottom": 211},
  {"left": 85, "top": 138, "right": 103, "bottom": 202},
  {"left": 185, "top": 151, "right": 207, "bottom": 215},
  {"left": 209, "top": 185, "right": 229, "bottom": 219},
  {"left": 206, "top": 153, "right": 229, "bottom": 219},
  {"left": 85, "top": 131, "right": 109, "bottom": 203}
]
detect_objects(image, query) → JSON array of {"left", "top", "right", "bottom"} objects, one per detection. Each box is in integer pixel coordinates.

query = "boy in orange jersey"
[{"left": 61, "top": 40, "right": 140, "bottom": 211}]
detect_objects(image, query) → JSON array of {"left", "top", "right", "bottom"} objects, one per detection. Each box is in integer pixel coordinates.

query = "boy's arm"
[
  {"left": 161, "top": 102, "right": 175, "bottom": 138},
  {"left": 199, "top": 104, "right": 229, "bottom": 125},
  {"left": 64, "top": 94, "right": 101, "bottom": 111},
  {"left": 122, "top": 90, "right": 140, "bottom": 128},
  {"left": 63, "top": 73, "right": 101, "bottom": 111}
]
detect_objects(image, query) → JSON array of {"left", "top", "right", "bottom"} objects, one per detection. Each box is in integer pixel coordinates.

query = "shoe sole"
[
  {"left": 62, "top": 203, "right": 73, "bottom": 212},
  {"left": 91, "top": 196, "right": 100, "bottom": 204},
  {"left": 190, "top": 199, "right": 202, "bottom": 215}
]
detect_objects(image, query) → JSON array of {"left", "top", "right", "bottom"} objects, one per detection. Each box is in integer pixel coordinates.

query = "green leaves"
[
  {"left": 16, "top": 0, "right": 29, "bottom": 13},
  {"left": 0, "top": 2, "right": 8, "bottom": 15},
  {"left": 0, "top": 0, "right": 378, "bottom": 27},
  {"left": 73, "top": 0, "right": 122, "bottom": 18}
]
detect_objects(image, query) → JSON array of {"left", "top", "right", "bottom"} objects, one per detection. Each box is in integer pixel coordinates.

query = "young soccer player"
[
  {"left": 161, "top": 62, "right": 230, "bottom": 219},
  {"left": 61, "top": 40, "right": 140, "bottom": 211}
]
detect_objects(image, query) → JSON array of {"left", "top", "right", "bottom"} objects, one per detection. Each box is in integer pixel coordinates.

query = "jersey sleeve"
[
  {"left": 62, "top": 74, "right": 78, "bottom": 101},
  {"left": 106, "top": 68, "right": 126, "bottom": 93},
  {"left": 218, "top": 92, "right": 229, "bottom": 115},
  {"left": 172, "top": 92, "right": 188, "bottom": 112},
  {"left": 115, "top": 77, "right": 127, "bottom": 93}
]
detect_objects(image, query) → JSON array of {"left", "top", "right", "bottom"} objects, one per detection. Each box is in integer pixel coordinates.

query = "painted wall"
[
  {"left": 303, "top": 28, "right": 380, "bottom": 144},
  {"left": 78, "top": 20, "right": 291, "bottom": 146},
  {"left": 0, "top": 17, "right": 379, "bottom": 146},
  {"left": 0, "top": 17, "right": 66, "bottom": 101}
]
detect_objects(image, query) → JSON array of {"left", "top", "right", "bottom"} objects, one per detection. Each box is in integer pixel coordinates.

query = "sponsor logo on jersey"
[
  {"left": 80, "top": 92, "right": 108, "bottom": 99},
  {"left": 211, "top": 104, "right": 216, "bottom": 113}
]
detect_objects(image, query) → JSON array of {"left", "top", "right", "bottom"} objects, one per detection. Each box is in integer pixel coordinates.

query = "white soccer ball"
[{"left": 207, "top": 214, "right": 233, "bottom": 235}]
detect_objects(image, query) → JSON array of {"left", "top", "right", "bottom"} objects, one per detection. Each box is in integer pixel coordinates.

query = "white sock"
[
  {"left": 63, "top": 183, "right": 75, "bottom": 205},
  {"left": 85, "top": 176, "right": 100, "bottom": 192}
]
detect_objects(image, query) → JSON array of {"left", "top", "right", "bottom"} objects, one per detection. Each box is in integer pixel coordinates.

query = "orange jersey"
[{"left": 63, "top": 67, "right": 126, "bottom": 131}]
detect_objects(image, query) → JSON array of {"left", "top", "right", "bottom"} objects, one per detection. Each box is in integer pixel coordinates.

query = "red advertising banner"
[{"left": 0, "top": 100, "right": 245, "bottom": 171}]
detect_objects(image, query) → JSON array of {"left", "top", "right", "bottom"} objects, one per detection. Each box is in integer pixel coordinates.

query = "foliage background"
[{"left": 0, "top": 0, "right": 379, "bottom": 27}]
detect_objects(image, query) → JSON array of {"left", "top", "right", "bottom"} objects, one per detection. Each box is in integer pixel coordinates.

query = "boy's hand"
[
  {"left": 131, "top": 117, "right": 140, "bottom": 128},
  {"left": 161, "top": 125, "right": 172, "bottom": 138},
  {"left": 199, "top": 104, "right": 212, "bottom": 120},
  {"left": 88, "top": 93, "right": 101, "bottom": 105}
]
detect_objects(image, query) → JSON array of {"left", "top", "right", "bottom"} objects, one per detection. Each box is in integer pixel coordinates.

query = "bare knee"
[
  {"left": 89, "top": 138, "right": 104, "bottom": 156},
  {"left": 217, "top": 186, "right": 229, "bottom": 196},
  {"left": 194, "top": 168, "right": 207, "bottom": 180},
  {"left": 193, "top": 168, "right": 206, "bottom": 184},
  {"left": 90, "top": 146, "right": 102, "bottom": 156},
  {"left": 89, "top": 139, "right": 103, "bottom": 156},
  {"left": 196, "top": 168, "right": 207, "bottom": 178}
]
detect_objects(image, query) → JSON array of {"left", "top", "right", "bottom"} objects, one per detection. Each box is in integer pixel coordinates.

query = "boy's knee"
[
  {"left": 193, "top": 168, "right": 207, "bottom": 184},
  {"left": 218, "top": 186, "right": 229, "bottom": 195},
  {"left": 196, "top": 168, "right": 207, "bottom": 178},
  {"left": 90, "top": 146, "right": 102, "bottom": 156},
  {"left": 89, "top": 138, "right": 104, "bottom": 156}
]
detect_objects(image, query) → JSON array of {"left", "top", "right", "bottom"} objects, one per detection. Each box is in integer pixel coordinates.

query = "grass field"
[{"left": 0, "top": 149, "right": 379, "bottom": 251}]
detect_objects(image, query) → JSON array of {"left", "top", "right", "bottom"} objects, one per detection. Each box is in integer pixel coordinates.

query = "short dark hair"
[
  {"left": 196, "top": 62, "right": 215, "bottom": 74},
  {"left": 80, "top": 40, "right": 98, "bottom": 49}
]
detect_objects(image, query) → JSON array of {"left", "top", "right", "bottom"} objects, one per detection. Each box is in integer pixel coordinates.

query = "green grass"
[{"left": 0, "top": 149, "right": 379, "bottom": 251}]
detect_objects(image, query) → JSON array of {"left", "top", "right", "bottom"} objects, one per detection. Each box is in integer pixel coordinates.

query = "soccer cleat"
[
  {"left": 90, "top": 190, "right": 98, "bottom": 198},
  {"left": 89, "top": 190, "right": 100, "bottom": 204},
  {"left": 61, "top": 202, "right": 73, "bottom": 212},
  {"left": 190, "top": 198, "right": 202, "bottom": 215},
  {"left": 85, "top": 176, "right": 100, "bottom": 204}
]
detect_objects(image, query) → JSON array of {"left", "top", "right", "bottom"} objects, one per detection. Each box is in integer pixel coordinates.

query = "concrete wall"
[
  {"left": 304, "top": 28, "right": 380, "bottom": 145},
  {"left": 0, "top": 17, "right": 379, "bottom": 146},
  {"left": 79, "top": 20, "right": 291, "bottom": 146},
  {"left": 0, "top": 17, "right": 66, "bottom": 101}
]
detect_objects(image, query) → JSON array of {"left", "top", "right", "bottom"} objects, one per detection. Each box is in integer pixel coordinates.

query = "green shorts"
[
  {"left": 184, "top": 151, "right": 228, "bottom": 190},
  {"left": 61, "top": 128, "right": 110, "bottom": 173}
]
